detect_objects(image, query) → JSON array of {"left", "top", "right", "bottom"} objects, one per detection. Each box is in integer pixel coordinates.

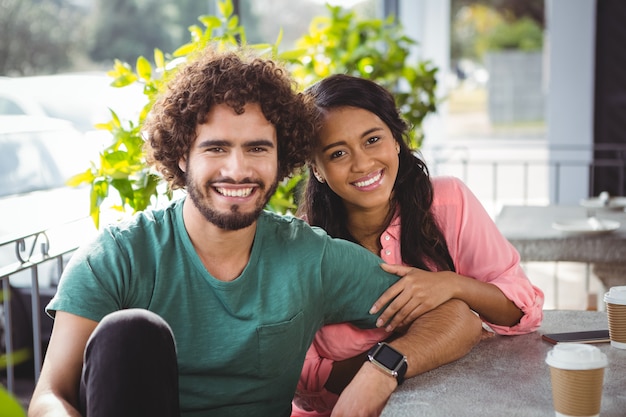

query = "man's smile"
[{"left": 215, "top": 186, "right": 255, "bottom": 198}]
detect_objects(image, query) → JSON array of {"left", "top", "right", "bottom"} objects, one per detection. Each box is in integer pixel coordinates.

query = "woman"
[{"left": 292, "top": 74, "right": 544, "bottom": 416}]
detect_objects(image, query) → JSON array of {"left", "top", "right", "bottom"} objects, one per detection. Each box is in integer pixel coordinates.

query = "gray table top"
[
  {"left": 380, "top": 310, "right": 626, "bottom": 417},
  {"left": 495, "top": 205, "right": 626, "bottom": 263}
]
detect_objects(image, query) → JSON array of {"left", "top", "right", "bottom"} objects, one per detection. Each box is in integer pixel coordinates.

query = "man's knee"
[{"left": 87, "top": 309, "right": 176, "bottom": 356}]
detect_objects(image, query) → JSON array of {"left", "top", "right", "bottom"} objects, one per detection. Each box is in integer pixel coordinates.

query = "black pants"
[{"left": 79, "top": 309, "right": 181, "bottom": 417}]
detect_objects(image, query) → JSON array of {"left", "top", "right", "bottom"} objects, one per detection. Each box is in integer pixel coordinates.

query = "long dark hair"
[{"left": 297, "top": 74, "right": 454, "bottom": 272}]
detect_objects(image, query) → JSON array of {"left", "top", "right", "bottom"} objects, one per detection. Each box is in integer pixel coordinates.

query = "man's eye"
[{"left": 251, "top": 147, "right": 267, "bottom": 153}]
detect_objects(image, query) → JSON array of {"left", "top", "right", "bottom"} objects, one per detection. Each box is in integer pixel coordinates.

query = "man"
[{"left": 28, "top": 48, "right": 481, "bottom": 417}]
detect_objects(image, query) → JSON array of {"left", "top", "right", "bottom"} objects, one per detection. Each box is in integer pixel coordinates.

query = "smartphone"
[{"left": 541, "top": 330, "right": 610, "bottom": 345}]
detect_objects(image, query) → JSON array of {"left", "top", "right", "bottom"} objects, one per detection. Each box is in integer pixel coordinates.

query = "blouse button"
[
  {"left": 384, "top": 235, "right": 390, "bottom": 241},
  {"left": 385, "top": 250, "right": 391, "bottom": 256}
]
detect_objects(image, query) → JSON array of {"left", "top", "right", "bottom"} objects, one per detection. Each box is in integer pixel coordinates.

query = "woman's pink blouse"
[{"left": 292, "top": 176, "right": 545, "bottom": 416}]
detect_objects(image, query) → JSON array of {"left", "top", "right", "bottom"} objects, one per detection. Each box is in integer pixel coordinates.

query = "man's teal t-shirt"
[{"left": 47, "top": 198, "right": 399, "bottom": 417}]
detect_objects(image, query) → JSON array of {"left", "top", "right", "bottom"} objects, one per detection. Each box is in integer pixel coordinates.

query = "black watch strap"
[{"left": 367, "top": 342, "right": 408, "bottom": 385}]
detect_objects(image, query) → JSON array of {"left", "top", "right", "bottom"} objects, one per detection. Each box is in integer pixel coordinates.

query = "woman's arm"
[
  {"left": 437, "top": 177, "right": 543, "bottom": 333},
  {"left": 437, "top": 270, "right": 523, "bottom": 326},
  {"left": 372, "top": 265, "right": 523, "bottom": 328}
]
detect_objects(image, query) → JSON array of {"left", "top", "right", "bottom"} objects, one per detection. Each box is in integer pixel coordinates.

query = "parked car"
[
  {"left": 0, "top": 114, "right": 103, "bottom": 288},
  {"left": 0, "top": 115, "right": 97, "bottom": 242},
  {"left": 0, "top": 72, "right": 146, "bottom": 134},
  {"left": 0, "top": 115, "right": 106, "bottom": 378}
]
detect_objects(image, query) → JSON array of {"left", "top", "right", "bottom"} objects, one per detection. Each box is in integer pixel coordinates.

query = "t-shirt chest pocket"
[{"left": 256, "top": 311, "right": 305, "bottom": 378}]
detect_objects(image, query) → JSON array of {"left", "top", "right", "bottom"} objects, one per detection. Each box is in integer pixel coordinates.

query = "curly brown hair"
[{"left": 143, "top": 47, "right": 315, "bottom": 189}]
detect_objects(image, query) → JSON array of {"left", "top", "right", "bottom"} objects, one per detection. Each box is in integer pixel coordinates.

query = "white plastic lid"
[
  {"left": 545, "top": 343, "right": 608, "bottom": 370},
  {"left": 604, "top": 286, "right": 626, "bottom": 305}
]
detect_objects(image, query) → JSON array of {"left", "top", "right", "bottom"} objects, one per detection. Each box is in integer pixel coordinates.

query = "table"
[
  {"left": 380, "top": 310, "right": 626, "bottom": 417},
  {"left": 495, "top": 205, "right": 626, "bottom": 264},
  {"left": 495, "top": 205, "right": 626, "bottom": 289}
]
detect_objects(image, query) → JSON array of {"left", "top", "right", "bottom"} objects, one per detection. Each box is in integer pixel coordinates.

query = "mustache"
[{"left": 207, "top": 177, "right": 264, "bottom": 186}]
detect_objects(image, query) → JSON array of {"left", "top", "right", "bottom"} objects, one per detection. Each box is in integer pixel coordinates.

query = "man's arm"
[
  {"left": 330, "top": 299, "right": 482, "bottom": 417},
  {"left": 28, "top": 312, "right": 98, "bottom": 417}
]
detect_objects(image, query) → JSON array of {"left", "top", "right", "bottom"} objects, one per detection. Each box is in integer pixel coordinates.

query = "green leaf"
[
  {"left": 66, "top": 169, "right": 94, "bottom": 187},
  {"left": 188, "top": 24, "right": 204, "bottom": 43},
  {"left": 111, "top": 178, "right": 135, "bottom": 202},
  {"left": 218, "top": 0, "right": 234, "bottom": 19},
  {"left": 357, "top": 57, "right": 375, "bottom": 75},
  {"left": 110, "top": 72, "right": 138, "bottom": 87},
  {"left": 0, "top": 384, "right": 27, "bottom": 416},
  {"left": 198, "top": 15, "right": 222, "bottom": 30},
  {"left": 94, "top": 121, "right": 113, "bottom": 132},
  {"left": 278, "top": 48, "right": 309, "bottom": 61},
  {"left": 154, "top": 49, "right": 165, "bottom": 70},
  {"left": 275, "top": 28, "right": 284, "bottom": 49},
  {"left": 249, "top": 44, "right": 275, "bottom": 55},
  {"left": 227, "top": 15, "right": 239, "bottom": 31},
  {"left": 136, "top": 56, "right": 152, "bottom": 81},
  {"left": 173, "top": 43, "right": 196, "bottom": 57},
  {"left": 90, "top": 181, "right": 109, "bottom": 229}
]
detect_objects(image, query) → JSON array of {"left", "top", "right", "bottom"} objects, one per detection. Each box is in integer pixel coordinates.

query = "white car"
[
  {"left": 0, "top": 72, "right": 146, "bottom": 133},
  {"left": 0, "top": 115, "right": 105, "bottom": 382},
  {"left": 0, "top": 115, "right": 100, "bottom": 287}
]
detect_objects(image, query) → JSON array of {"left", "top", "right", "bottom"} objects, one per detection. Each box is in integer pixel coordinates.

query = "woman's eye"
[
  {"left": 367, "top": 136, "right": 381, "bottom": 145},
  {"left": 330, "top": 150, "right": 345, "bottom": 159}
]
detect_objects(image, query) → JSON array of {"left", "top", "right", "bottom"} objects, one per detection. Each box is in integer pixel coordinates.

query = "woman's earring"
[{"left": 313, "top": 169, "right": 325, "bottom": 183}]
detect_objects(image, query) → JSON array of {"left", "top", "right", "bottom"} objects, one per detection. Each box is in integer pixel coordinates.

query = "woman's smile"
[{"left": 351, "top": 169, "right": 384, "bottom": 190}]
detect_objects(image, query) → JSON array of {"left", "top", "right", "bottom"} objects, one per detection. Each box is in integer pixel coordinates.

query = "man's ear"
[{"left": 178, "top": 157, "right": 187, "bottom": 173}]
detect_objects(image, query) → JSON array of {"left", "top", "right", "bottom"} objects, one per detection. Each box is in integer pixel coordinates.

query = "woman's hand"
[{"left": 370, "top": 264, "right": 457, "bottom": 331}]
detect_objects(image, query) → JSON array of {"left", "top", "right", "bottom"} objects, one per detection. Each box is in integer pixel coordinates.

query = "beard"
[{"left": 186, "top": 171, "right": 278, "bottom": 231}]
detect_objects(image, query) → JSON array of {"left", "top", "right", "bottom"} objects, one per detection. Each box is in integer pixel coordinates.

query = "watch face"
[{"left": 375, "top": 343, "right": 404, "bottom": 369}]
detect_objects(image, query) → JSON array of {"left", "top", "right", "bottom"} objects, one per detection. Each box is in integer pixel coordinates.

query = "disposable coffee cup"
[
  {"left": 545, "top": 343, "right": 608, "bottom": 417},
  {"left": 604, "top": 286, "right": 626, "bottom": 349}
]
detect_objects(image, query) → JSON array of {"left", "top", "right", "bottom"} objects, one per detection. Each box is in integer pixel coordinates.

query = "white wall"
[
  {"left": 545, "top": 0, "right": 597, "bottom": 203},
  {"left": 399, "top": 0, "right": 451, "bottom": 144}
]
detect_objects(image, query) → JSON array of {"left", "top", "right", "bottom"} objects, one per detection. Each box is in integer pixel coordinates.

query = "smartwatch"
[{"left": 366, "top": 342, "right": 408, "bottom": 385}]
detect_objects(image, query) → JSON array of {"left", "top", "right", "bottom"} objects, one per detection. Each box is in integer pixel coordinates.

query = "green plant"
[
  {"left": 0, "top": 386, "right": 26, "bottom": 417},
  {"left": 70, "top": 0, "right": 438, "bottom": 224},
  {"left": 286, "top": 5, "right": 438, "bottom": 149},
  {"left": 484, "top": 17, "right": 543, "bottom": 52}
]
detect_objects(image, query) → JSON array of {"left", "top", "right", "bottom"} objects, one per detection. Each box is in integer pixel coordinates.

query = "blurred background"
[
  {"left": 0, "top": 0, "right": 545, "bottom": 143},
  {"left": 4, "top": 0, "right": 621, "bottom": 207}
]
